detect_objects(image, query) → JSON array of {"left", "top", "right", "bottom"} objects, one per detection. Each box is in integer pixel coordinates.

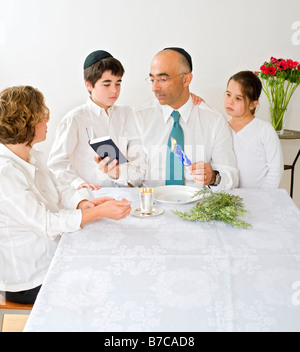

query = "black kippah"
[
  {"left": 84, "top": 50, "right": 113, "bottom": 69},
  {"left": 163, "top": 47, "right": 193, "bottom": 72}
]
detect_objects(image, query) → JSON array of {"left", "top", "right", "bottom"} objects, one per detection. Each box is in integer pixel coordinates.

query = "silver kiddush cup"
[{"left": 139, "top": 188, "right": 154, "bottom": 215}]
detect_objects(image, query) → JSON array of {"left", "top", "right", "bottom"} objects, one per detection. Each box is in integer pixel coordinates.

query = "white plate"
[
  {"left": 131, "top": 207, "right": 165, "bottom": 218},
  {"left": 154, "top": 185, "right": 202, "bottom": 205}
]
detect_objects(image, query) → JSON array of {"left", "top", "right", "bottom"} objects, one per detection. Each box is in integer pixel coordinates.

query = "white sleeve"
[
  {"left": 48, "top": 115, "right": 86, "bottom": 188},
  {"left": 118, "top": 138, "right": 147, "bottom": 187},
  {"left": 261, "top": 124, "right": 284, "bottom": 189},
  {"left": 0, "top": 163, "right": 82, "bottom": 240},
  {"left": 109, "top": 110, "right": 147, "bottom": 187},
  {"left": 50, "top": 171, "right": 95, "bottom": 209}
]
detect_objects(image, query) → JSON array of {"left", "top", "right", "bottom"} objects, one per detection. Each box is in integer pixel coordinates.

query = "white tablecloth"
[{"left": 24, "top": 188, "right": 300, "bottom": 332}]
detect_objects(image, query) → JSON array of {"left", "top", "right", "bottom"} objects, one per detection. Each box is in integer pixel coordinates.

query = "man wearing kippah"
[{"left": 136, "top": 47, "right": 238, "bottom": 190}]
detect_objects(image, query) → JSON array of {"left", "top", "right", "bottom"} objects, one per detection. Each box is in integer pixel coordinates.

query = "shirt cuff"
[
  {"left": 70, "top": 188, "right": 95, "bottom": 209},
  {"left": 61, "top": 209, "right": 82, "bottom": 232},
  {"left": 71, "top": 177, "right": 87, "bottom": 190}
]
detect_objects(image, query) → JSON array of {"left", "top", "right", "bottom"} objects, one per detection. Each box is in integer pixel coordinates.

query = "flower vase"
[{"left": 269, "top": 102, "right": 287, "bottom": 135}]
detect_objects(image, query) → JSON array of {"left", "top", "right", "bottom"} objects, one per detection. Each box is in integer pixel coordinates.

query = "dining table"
[{"left": 24, "top": 187, "right": 300, "bottom": 332}]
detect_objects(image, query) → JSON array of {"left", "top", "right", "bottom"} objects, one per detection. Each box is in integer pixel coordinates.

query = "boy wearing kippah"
[{"left": 48, "top": 50, "right": 146, "bottom": 189}]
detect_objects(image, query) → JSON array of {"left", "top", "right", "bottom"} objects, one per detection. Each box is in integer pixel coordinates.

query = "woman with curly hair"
[{"left": 0, "top": 86, "right": 131, "bottom": 304}]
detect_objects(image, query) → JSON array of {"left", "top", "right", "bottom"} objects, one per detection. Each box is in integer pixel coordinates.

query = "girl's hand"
[{"left": 190, "top": 93, "right": 205, "bottom": 105}]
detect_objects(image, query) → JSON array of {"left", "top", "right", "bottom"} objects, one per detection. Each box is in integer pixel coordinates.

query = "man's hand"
[
  {"left": 94, "top": 155, "right": 120, "bottom": 180},
  {"left": 187, "top": 161, "right": 216, "bottom": 186}
]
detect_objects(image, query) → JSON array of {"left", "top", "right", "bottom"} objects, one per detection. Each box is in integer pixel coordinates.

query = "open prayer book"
[{"left": 87, "top": 131, "right": 128, "bottom": 165}]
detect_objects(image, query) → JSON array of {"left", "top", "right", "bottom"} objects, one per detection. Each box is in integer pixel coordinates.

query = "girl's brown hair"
[
  {"left": 228, "top": 71, "right": 262, "bottom": 114},
  {"left": 0, "top": 86, "right": 49, "bottom": 147}
]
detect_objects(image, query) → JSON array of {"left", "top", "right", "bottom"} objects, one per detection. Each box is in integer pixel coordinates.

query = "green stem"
[{"left": 264, "top": 78, "right": 299, "bottom": 132}]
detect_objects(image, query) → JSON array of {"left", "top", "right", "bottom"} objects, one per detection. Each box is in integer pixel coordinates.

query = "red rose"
[
  {"left": 268, "top": 66, "right": 277, "bottom": 75},
  {"left": 278, "top": 59, "right": 288, "bottom": 70},
  {"left": 260, "top": 64, "right": 267, "bottom": 72},
  {"left": 261, "top": 64, "right": 277, "bottom": 75},
  {"left": 286, "top": 59, "right": 299, "bottom": 69},
  {"left": 270, "top": 57, "right": 279, "bottom": 64}
]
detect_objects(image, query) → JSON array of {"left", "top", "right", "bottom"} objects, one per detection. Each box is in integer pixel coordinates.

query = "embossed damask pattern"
[{"left": 25, "top": 188, "right": 300, "bottom": 332}]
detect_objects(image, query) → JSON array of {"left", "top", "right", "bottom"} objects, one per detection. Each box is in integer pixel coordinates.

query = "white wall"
[{"left": 1, "top": 0, "right": 300, "bottom": 206}]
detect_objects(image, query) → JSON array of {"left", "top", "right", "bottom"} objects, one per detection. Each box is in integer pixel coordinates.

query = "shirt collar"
[
  {"left": 161, "top": 96, "right": 194, "bottom": 124},
  {"left": 87, "top": 97, "right": 114, "bottom": 118},
  {"left": 0, "top": 144, "right": 36, "bottom": 179}
]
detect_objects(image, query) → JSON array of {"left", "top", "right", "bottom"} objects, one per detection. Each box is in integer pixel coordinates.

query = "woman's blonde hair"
[{"left": 0, "top": 86, "right": 49, "bottom": 147}]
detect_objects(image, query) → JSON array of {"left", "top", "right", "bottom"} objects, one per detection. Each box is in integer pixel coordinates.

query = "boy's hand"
[
  {"left": 94, "top": 155, "right": 120, "bottom": 180},
  {"left": 78, "top": 183, "right": 101, "bottom": 191}
]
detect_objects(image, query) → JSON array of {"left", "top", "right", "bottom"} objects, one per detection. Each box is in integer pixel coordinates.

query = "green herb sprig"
[{"left": 172, "top": 188, "right": 251, "bottom": 228}]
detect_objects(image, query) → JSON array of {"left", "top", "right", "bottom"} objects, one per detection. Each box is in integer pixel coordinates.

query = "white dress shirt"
[
  {"left": 0, "top": 144, "right": 93, "bottom": 292},
  {"left": 135, "top": 97, "right": 238, "bottom": 190},
  {"left": 48, "top": 98, "right": 146, "bottom": 188},
  {"left": 229, "top": 118, "right": 284, "bottom": 188}
]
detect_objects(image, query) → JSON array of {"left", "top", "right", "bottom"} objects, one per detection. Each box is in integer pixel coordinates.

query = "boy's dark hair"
[
  {"left": 0, "top": 86, "right": 49, "bottom": 147},
  {"left": 228, "top": 71, "right": 262, "bottom": 114},
  {"left": 84, "top": 57, "right": 125, "bottom": 88}
]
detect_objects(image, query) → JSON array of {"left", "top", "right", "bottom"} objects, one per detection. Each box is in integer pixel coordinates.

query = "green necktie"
[{"left": 166, "top": 110, "right": 184, "bottom": 185}]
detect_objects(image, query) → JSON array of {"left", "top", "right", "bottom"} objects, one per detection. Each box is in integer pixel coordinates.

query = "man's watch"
[{"left": 211, "top": 170, "right": 221, "bottom": 186}]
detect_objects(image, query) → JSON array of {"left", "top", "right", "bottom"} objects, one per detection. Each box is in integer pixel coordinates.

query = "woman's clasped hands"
[{"left": 77, "top": 196, "right": 132, "bottom": 224}]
